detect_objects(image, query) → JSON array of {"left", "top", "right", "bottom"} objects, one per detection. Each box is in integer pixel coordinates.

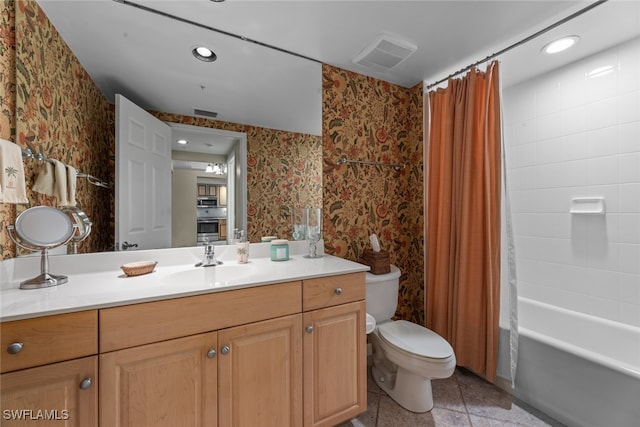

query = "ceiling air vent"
[
  {"left": 194, "top": 108, "right": 218, "bottom": 118},
  {"left": 353, "top": 35, "right": 417, "bottom": 72}
]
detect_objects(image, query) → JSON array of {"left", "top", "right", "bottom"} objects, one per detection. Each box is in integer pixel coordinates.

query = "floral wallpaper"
[
  {"left": 151, "top": 111, "right": 323, "bottom": 243},
  {"left": 0, "top": 0, "right": 16, "bottom": 258},
  {"left": 0, "top": 1, "right": 14, "bottom": 141},
  {"left": 0, "top": 0, "right": 114, "bottom": 259},
  {"left": 322, "top": 64, "right": 425, "bottom": 324}
]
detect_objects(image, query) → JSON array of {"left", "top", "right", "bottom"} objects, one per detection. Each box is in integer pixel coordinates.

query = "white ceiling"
[{"left": 37, "top": 0, "right": 640, "bottom": 143}]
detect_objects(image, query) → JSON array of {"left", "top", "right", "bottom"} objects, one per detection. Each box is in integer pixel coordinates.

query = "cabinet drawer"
[
  {"left": 100, "top": 281, "right": 302, "bottom": 352},
  {"left": 1, "top": 311, "right": 98, "bottom": 373},
  {"left": 302, "top": 273, "right": 365, "bottom": 311}
]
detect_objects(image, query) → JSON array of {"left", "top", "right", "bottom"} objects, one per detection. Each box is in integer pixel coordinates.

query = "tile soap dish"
[
  {"left": 121, "top": 261, "right": 158, "bottom": 277},
  {"left": 569, "top": 197, "right": 605, "bottom": 215}
]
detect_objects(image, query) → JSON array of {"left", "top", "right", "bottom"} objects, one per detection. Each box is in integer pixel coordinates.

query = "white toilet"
[{"left": 366, "top": 265, "right": 456, "bottom": 413}]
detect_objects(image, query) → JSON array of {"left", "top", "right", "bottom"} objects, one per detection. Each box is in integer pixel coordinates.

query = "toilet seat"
[{"left": 378, "top": 320, "right": 453, "bottom": 360}]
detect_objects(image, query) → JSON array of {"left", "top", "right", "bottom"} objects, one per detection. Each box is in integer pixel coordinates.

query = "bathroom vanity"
[{"left": 0, "top": 243, "right": 368, "bottom": 427}]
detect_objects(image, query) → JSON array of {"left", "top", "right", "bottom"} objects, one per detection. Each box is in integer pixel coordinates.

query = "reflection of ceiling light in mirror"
[
  {"left": 177, "top": 139, "right": 188, "bottom": 145},
  {"left": 586, "top": 65, "right": 614, "bottom": 79},
  {"left": 542, "top": 36, "right": 580, "bottom": 54},
  {"left": 192, "top": 46, "right": 217, "bottom": 62},
  {"left": 205, "top": 163, "right": 227, "bottom": 175}
]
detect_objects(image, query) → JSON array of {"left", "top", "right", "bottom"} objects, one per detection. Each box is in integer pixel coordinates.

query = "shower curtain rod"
[{"left": 426, "top": 0, "right": 609, "bottom": 90}]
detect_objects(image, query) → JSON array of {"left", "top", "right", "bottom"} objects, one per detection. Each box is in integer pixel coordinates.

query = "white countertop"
[{"left": 0, "top": 241, "right": 369, "bottom": 322}]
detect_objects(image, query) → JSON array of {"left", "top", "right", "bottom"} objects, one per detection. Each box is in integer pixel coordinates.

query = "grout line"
[{"left": 454, "top": 369, "right": 475, "bottom": 426}]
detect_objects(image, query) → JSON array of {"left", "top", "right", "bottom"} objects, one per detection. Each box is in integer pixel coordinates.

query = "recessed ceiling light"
[
  {"left": 177, "top": 139, "right": 188, "bottom": 145},
  {"left": 192, "top": 46, "right": 217, "bottom": 62},
  {"left": 541, "top": 36, "right": 580, "bottom": 54}
]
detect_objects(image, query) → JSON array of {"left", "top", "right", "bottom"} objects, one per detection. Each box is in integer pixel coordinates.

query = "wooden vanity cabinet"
[
  {"left": 0, "top": 272, "right": 367, "bottom": 427},
  {"left": 302, "top": 273, "right": 367, "bottom": 427},
  {"left": 99, "top": 281, "right": 303, "bottom": 427},
  {"left": 0, "top": 311, "right": 99, "bottom": 427}
]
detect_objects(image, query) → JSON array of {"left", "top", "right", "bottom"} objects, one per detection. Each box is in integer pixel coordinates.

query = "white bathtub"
[{"left": 513, "top": 297, "right": 640, "bottom": 427}]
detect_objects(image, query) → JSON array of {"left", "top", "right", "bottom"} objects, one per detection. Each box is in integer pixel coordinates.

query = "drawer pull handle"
[
  {"left": 79, "top": 377, "right": 93, "bottom": 390},
  {"left": 207, "top": 349, "right": 217, "bottom": 359},
  {"left": 221, "top": 345, "right": 230, "bottom": 355},
  {"left": 335, "top": 287, "right": 343, "bottom": 295},
  {"left": 306, "top": 325, "right": 314, "bottom": 334},
  {"left": 7, "top": 342, "right": 23, "bottom": 354}
]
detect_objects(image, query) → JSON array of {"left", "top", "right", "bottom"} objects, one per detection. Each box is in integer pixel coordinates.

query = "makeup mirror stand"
[{"left": 7, "top": 223, "right": 78, "bottom": 290}]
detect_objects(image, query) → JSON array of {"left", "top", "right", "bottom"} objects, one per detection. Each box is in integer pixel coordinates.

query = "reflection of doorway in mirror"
[
  {"left": 227, "top": 153, "right": 236, "bottom": 240},
  {"left": 168, "top": 122, "right": 247, "bottom": 246}
]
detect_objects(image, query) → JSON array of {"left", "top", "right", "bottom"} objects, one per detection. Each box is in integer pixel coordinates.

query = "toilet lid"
[{"left": 378, "top": 320, "right": 453, "bottom": 359}]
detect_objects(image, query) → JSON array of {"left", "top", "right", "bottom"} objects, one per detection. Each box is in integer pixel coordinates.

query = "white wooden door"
[
  {"left": 226, "top": 152, "right": 236, "bottom": 237},
  {"left": 115, "top": 94, "right": 172, "bottom": 251}
]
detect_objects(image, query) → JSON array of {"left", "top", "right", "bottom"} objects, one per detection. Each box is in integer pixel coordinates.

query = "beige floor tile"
[
  {"left": 432, "top": 374, "right": 466, "bottom": 413},
  {"left": 376, "top": 395, "right": 438, "bottom": 426},
  {"left": 469, "top": 413, "right": 552, "bottom": 427},
  {"left": 455, "top": 368, "right": 554, "bottom": 426},
  {"left": 339, "top": 365, "right": 562, "bottom": 427}
]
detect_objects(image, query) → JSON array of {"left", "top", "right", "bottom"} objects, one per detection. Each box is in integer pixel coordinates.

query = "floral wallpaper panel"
[
  {"left": 0, "top": 0, "right": 114, "bottom": 260},
  {"left": 0, "top": 0, "right": 17, "bottom": 258},
  {"left": 322, "top": 64, "right": 425, "bottom": 324}
]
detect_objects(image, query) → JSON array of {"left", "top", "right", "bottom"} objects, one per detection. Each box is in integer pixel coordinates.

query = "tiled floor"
[{"left": 339, "top": 367, "right": 565, "bottom": 427}]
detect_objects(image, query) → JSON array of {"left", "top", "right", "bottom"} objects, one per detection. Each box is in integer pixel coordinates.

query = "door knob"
[
  {"left": 121, "top": 241, "right": 138, "bottom": 250},
  {"left": 221, "top": 345, "right": 230, "bottom": 355},
  {"left": 335, "top": 287, "right": 343, "bottom": 295},
  {"left": 306, "top": 325, "right": 314, "bottom": 334},
  {"left": 207, "top": 349, "right": 217, "bottom": 358}
]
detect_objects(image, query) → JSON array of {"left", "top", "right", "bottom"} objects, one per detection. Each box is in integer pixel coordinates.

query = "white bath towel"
[
  {"left": 33, "top": 161, "right": 56, "bottom": 196},
  {"left": 65, "top": 165, "right": 77, "bottom": 207},
  {"left": 0, "top": 139, "right": 29, "bottom": 204}
]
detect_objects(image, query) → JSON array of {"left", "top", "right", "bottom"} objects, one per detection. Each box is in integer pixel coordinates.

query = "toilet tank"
[{"left": 365, "top": 265, "right": 401, "bottom": 323}]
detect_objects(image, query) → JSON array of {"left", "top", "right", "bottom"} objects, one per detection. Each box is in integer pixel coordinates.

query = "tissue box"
[{"left": 361, "top": 249, "right": 390, "bottom": 275}]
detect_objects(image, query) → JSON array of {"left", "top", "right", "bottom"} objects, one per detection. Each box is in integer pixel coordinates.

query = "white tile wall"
[{"left": 503, "top": 37, "right": 640, "bottom": 327}]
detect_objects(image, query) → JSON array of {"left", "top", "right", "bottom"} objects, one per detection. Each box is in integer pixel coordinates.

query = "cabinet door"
[
  {"left": 218, "top": 185, "right": 227, "bottom": 206},
  {"left": 219, "top": 219, "right": 227, "bottom": 240},
  {"left": 0, "top": 356, "right": 98, "bottom": 426},
  {"left": 100, "top": 332, "right": 217, "bottom": 427},
  {"left": 218, "top": 314, "right": 302, "bottom": 427},
  {"left": 303, "top": 301, "right": 367, "bottom": 427},
  {"left": 208, "top": 185, "right": 217, "bottom": 197},
  {"left": 198, "top": 184, "right": 207, "bottom": 196}
]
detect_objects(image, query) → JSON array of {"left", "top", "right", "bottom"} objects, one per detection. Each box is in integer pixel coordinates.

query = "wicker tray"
[{"left": 121, "top": 261, "right": 158, "bottom": 277}]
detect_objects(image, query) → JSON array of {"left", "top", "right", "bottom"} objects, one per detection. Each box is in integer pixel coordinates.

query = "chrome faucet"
[{"left": 201, "top": 243, "right": 221, "bottom": 267}]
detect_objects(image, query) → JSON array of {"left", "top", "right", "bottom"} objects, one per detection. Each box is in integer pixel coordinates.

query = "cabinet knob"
[
  {"left": 79, "top": 377, "right": 92, "bottom": 390},
  {"left": 207, "top": 349, "right": 217, "bottom": 359},
  {"left": 335, "top": 287, "right": 343, "bottom": 295},
  {"left": 7, "top": 342, "right": 23, "bottom": 354},
  {"left": 221, "top": 345, "right": 230, "bottom": 355},
  {"left": 306, "top": 325, "right": 314, "bottom": 334}
]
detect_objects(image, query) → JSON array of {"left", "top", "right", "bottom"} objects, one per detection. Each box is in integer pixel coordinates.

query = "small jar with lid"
[{"left": 270, "top": 239, "right": 289, "bottom": 262}]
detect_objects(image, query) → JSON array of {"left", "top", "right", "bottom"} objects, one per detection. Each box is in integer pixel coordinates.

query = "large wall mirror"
[{"left": 15, "top": 0, "right": 323, "bottom": 253}]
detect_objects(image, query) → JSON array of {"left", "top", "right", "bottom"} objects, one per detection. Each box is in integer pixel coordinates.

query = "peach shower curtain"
[{"left": 425, "top": 61, "right": 501, "bottom": 382}]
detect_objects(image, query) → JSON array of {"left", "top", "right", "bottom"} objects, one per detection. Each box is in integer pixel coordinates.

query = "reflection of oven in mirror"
[{"left": 196, "top": 207, "right": 226, "bottom": 246}]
